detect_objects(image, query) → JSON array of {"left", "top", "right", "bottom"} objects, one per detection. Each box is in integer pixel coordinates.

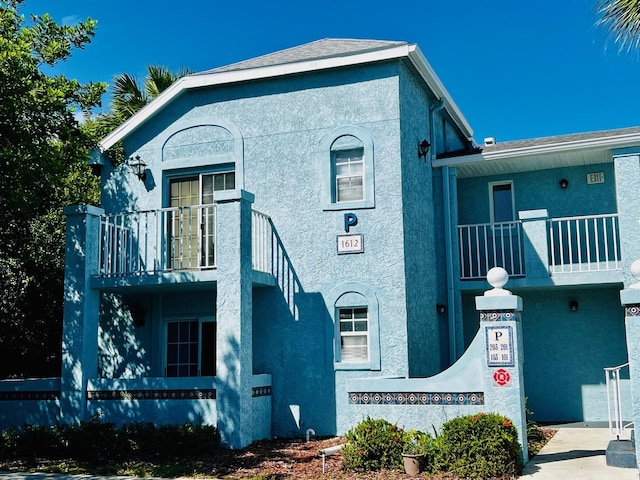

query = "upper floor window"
[
  {"left": 321, "top": 127, "right": 375, "bottom": 210},
  {"left": 489, "top": 181, "right": 515, "bottom": 223},
  {"left": 334, "top": 149, "right": 364, "bottom": 202}
]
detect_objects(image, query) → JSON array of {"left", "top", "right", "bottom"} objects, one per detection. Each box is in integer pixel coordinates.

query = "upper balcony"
[
  {"left": 458, "top": 210, "right": 622, "bottom": 290},
  {"left": 90, "top": 205, "right": 277, "bottom": 290}
]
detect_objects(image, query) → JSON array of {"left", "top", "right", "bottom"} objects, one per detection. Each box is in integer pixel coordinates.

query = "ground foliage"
[
  {"left": 0, "top": 420, "right": 555, "bottom": 479},
  {"left": 0, "top": 0, "right": 105, "bottom": 377}
]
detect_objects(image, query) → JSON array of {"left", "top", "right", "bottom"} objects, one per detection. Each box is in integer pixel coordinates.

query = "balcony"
[
  {"left": 92, "top": 205, "right": 275, "bottom": 287},
  {"left": 458, "top": 212, "right": 621, "bottom": 286}
]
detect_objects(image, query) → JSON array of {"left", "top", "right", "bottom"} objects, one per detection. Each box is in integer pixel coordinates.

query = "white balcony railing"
[
  {"left": 548, "top": 213, "right": 620, "bottom": 273},
  {"left": 98, "top": 206, "right": 274, "bottom": 276},
  {"left": 458, "top": 221, "right": 524, "bottom": 280}
]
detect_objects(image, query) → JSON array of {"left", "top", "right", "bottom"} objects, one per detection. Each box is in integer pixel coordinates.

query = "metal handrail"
[{"left": 605, "top": 362, "right": 631, "bottom": 438}]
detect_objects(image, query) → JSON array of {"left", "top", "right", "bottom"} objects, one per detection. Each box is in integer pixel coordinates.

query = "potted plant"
[{"left": 401, "top": 430, "right": 432, "bottom": 476}]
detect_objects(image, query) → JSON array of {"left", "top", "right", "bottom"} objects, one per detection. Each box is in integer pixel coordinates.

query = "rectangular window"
[
  {"left": 490, "top": 181, "right": 515, "bottom": 223},
  {"left": 334, "top": 149, "right": 364, "bottom": 202},
  {"left": 339, "top": 307, "right": 369, "bottom": 362},
  {"left": 166, "top": 319, "right": 216, "bottom": 377}
]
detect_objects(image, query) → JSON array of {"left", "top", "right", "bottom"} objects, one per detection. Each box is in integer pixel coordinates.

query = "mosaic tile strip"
[
  {"left": 87, "top": 389, "right": 216, "bottom": 401},
  {"left": 625, "top": 305, "right": 640, "bottom": 317},
  {"left": 0, "top": 391, "right": 60, "bottom": 401},
  {"left": 480, "top": 310, "right": 521, "bottom": 322},
  {"left": 348, "top": 392, "right": 484, "bottom": 406},
  {"left": 252, "top": 386, "right": 272, "bottom": 397}
]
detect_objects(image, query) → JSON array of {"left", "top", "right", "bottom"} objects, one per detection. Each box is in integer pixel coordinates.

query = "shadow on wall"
[{"left": 99, "top": 293, "right": 150, "bottom": 378}]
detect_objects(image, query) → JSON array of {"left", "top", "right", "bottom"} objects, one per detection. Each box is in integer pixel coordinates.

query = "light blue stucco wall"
[
  {"left": 463, "top": 286, "right": 627, "bottom": 422},
  {"left": 92, "top": 60, "right": 472, "bottom": 439},
  {"left": 398, "top": 63, "right": 442, "bottom": 377},
  {"left": 457, "top": 163, "right": 616, "bottom": 225}
]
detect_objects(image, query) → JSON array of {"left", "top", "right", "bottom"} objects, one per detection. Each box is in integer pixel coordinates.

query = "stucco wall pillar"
[
  {"left": 519, "top": 209, "right": 549, "bottom": 280},
  {"left": 475, "top": 268, "right": 528, "bottom": 462},
  {"left": 614, "top": 150, "right": 640, "bottom": 285},
  {"left": 60, "top": 205, "right": 104, "bottom": 423},
  {"left": 619, "top": 260, "right": 640, "bottom": 468},
  {"left": 214, "top": 189, "right": 255, "bottom": 448}
]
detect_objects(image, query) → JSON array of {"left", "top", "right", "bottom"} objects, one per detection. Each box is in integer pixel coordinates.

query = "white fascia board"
[
  {"left": 407, "top": 45, "right": 474, "bottom": 140},
  {"left": 432, "top": 131, "right": 640, "bottom": 168},
  {"left": 99, "top": 44, "right": 416, "bottom": 152}
]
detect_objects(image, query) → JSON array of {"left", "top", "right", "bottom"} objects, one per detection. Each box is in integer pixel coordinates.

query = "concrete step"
[{"left": 605, "top": 439, "right": 636, "bottom": 468}]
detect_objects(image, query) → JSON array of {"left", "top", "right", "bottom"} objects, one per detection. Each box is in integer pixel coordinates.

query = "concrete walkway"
[{"left": 521, "top": 423, "right": 639, "bottom": 479}]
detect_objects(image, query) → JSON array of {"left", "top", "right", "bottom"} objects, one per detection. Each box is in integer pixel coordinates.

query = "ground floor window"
[
  {"left": 166, "top": 319, "right": 216, "bottom": 377},
  {"left": 339, "top": 307, "right": 369, "bottom": 363}
]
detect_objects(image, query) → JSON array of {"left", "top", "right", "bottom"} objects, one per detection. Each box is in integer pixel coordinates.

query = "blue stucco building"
[{"left": 4, "top": 38, "right": 640, "bottom": 454}]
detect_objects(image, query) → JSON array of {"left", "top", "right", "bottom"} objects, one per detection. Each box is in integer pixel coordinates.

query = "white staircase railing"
[{"left": 605, "top": 362, "right": 632, "bottom": 439}]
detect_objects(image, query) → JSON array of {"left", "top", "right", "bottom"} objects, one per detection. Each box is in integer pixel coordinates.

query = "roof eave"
[
  {"left": 406, "top": 45, "right": 473, "bottom": 141},
  {"left": 432, "top": 131, "right": 640, "bottom": 169}
]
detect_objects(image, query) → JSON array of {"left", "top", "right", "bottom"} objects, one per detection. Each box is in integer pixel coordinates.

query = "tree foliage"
[
  {"left": 0, "top": 0, "right": 106, "bottom": 377},
  {"left": 597, "top": 0, "right": 640, "bottom": 51}
]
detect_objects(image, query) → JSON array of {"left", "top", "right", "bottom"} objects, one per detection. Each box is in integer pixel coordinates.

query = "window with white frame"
[
  {"left": 330, "top": 284, "right": 380, "bottom": 370},
  {"left": 489, "top": 181, "right": 515, "bottom": 223},
  {"left": 333, "top": 149, "right": 364, "bottom": 203},
  {"left": 166, "top": 318, "right": 216, "bottom": 377},
  {"left": 321, "top": 128, "right": 375, "bottom": 210},
  {"left": 339, "top": 307, "right": 369, "bottom": 363}
]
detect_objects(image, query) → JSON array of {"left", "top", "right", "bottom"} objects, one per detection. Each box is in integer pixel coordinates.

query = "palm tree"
[
  {"left": 596, "top": 0, "right": 640, "bottom": 51},
  {"left": 98, "top": 65, "right": 192, "bottom": 131}
]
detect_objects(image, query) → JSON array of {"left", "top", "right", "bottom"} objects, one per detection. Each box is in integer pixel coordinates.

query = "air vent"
[{"left": 484, "top": 137, "right": 496, "bottom": 146}]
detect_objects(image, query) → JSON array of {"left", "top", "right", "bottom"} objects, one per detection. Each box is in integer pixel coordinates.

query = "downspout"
[{"left": 429, "top": 98, "right": 458, "bottom": 364}]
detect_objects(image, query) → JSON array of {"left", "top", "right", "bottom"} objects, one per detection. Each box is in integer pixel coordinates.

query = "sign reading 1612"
[
  {"left": 485, "top": 325, "right": 514, "bottom": 367},
  {"left": 337, "top": 234, "right": 364, "bottom": 255}
]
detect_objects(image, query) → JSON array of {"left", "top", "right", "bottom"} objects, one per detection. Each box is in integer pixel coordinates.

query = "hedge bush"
[
  {"left": 434, "top": 412, "right": 522, "bottom": 478},
  {"left": 0, "top": 420, "right": 220, "bottom": 463},
  {"left": 343, "top": 413, "right": 521, "bottom": 478},
  {"left": 342, "top": 416, "right": 406, "bottom": 471}
]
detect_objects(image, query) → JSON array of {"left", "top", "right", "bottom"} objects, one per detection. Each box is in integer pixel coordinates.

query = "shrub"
[
  {"left": 342, "top": 417, "right": 406, "bottom": 471},
  {"left": 434, "top": 412, "right": 522, "bottom": 479}
]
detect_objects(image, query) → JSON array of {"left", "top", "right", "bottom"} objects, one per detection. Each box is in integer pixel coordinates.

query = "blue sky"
[{"left": 25, "top": 0, "right": 640, "bottom": 143}]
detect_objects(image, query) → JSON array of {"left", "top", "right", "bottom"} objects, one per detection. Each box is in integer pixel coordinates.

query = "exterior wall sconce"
[
  {"left": 418, "top": 139, "right": 431, "bottom": 159},
  {"left": 129, "top": 155, "right": 147, "bottom": 181},
  {"left": 559, "top": 178, "right": 569, "bottom": 189},
  {"left": 569, "top": 300, "right": 579, "bottom": 312},
  {"left": 436, "top": 303, "right": 447, "bottom": 314}
]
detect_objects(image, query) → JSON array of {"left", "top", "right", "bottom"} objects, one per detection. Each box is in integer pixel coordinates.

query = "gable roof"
[
  {"left": 433, "top": 126, "right": 640, "bottom": 178},
  {"left": 198, "top": 39, "right": 409, "bottom": 74},
  {"left": 99, "top": 38, "right": 473, "bottom": 151}
]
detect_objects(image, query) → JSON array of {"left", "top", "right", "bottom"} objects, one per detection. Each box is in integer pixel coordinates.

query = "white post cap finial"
[
  {"left": 484, "top": 267, "right": 512, "bottom": 296},
  {"left": 630, "top": 260, "right": 640, "bottom": 289}
]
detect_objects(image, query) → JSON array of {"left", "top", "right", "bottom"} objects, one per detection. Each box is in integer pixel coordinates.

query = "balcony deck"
[{"left": 458, "top": 212, "right": 622, "bottom": 290}]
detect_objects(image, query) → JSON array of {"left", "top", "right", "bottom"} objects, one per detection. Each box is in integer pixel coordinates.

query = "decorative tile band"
[
  {"left": 480, "top": 311, "right": 520, "bottom": 322},
  {"left": 0, "top": 391, "right": 60, "bottom": 401},
  {"left": 252, "top": 386, "right": 272, "bottom": 397},
  {"left": 625, "top": 305, "right": 640, "bottom": 317},
  {"left": 348, "top": 392, "right": 484, "bottom": 406},
  {"left": 87, "top": 389, "right": 216, "bottom": 401}
]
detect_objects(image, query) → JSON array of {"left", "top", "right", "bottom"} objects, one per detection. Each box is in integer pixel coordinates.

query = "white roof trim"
[
  {"left": 433, "top": 131, "right": 640, "bottom": 168},
  {"left": 406, "top": 45, "right": 473, "bottom": 140},
  {"left": 99, "top": 42, "right": 473, "bottom": 151}
]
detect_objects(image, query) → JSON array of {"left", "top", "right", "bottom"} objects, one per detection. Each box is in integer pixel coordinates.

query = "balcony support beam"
[
  {"left": 519, "top": 209, "right": 549, "bottom": 280},
  {"left": 214, "top": 189, "right": 256, "bottom": 449}
]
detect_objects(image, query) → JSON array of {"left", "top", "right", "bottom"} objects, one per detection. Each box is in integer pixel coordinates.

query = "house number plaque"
[
  {"left": 485, "top": 325, "right": 514, "bottom": 367},
  {"left": 337, "top": 234, "right": 364, "bottom": 254}
]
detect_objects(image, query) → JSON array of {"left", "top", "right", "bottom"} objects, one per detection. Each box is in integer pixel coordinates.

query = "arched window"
[
  {"left": 321, "top": 126, "right": 375, "bottom": 210},
  {"left": 328, "top": 282, "right": 380, "bottom": 370}
]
